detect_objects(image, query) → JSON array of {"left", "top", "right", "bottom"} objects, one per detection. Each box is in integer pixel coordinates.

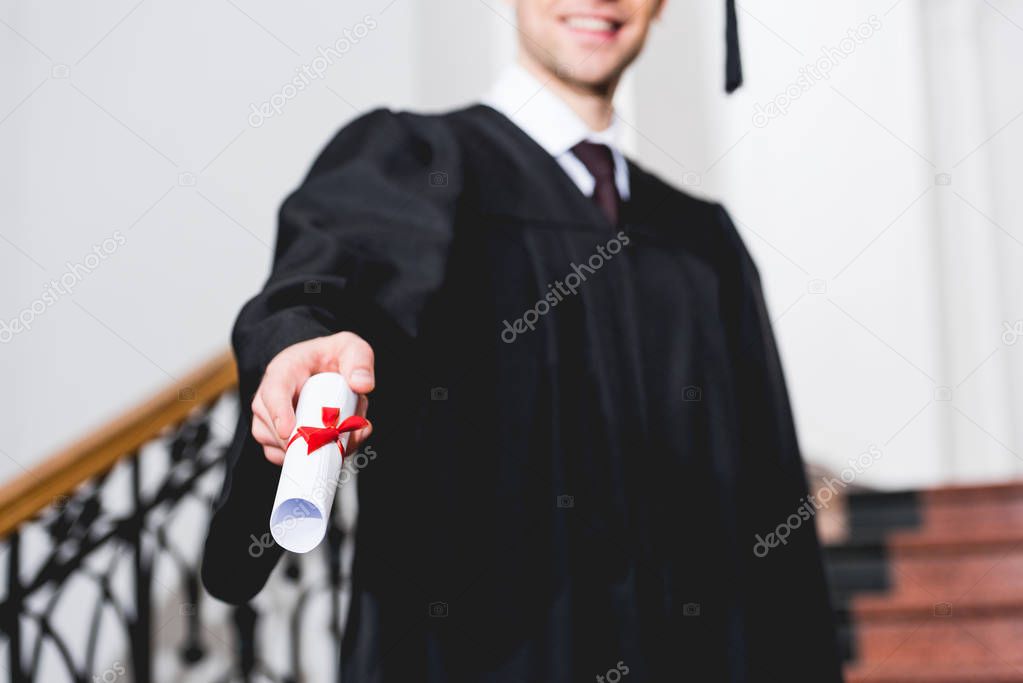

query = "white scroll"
[{"left": 269, "top": 372, "right": 360, "bottom": 553}]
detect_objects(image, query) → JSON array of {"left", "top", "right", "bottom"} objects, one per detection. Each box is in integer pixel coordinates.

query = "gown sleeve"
[
  {"left": 201, "top": 108, "right": 462, "bottom": 604},
  {"left": 715, "top": 205, "right": 844, "bottom": 679}
]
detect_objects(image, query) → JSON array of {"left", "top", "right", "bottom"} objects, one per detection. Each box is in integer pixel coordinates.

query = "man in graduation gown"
[{"left": 202, "top": 0, "right": 844, "bottom": 680}]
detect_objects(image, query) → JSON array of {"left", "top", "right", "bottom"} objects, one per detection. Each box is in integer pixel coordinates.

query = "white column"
[{"left": 920, "top": 0, "right": 1022, "bottom": 482}]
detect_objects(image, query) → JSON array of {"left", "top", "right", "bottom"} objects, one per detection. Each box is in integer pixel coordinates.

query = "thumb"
[{"left": 336, "top": 332, "right": 375, "bottom": 395}]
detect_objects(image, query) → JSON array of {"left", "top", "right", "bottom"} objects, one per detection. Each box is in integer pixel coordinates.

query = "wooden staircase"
[{"left": 825, "top": 482, "right": 1023, "bottom": 682}]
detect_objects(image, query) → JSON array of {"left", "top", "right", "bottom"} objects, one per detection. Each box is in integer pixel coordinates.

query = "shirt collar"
[{"left": 483, "top": 64, "right": 629, "bottom": 174}]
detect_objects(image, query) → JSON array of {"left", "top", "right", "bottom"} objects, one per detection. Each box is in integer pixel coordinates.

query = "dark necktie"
[{"left": 571, "top": 141, "right": 620, "bottom": 226}]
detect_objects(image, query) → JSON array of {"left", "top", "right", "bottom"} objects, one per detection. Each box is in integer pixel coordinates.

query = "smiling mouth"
[{"left": 562, "top": 15, "right": 624, "bottom": 37}]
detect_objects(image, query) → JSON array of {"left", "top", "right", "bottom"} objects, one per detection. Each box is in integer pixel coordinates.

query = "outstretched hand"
[{"left": 250, "top": 331, "right": 374, "bottom": 465}]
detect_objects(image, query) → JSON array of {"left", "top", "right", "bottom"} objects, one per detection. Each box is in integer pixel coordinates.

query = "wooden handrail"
[{"left": 0, "top": 350, "right": 238, "bottom": 538}]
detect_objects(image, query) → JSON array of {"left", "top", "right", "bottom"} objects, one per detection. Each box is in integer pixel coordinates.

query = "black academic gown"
[{"left": 202, "top": 105, "right": 844, "bottom": 682}]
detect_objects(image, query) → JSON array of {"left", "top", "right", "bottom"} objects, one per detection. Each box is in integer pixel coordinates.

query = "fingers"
[
  {"left": 251, "top": 391, "right": 279, "bottom": 444},
  {"left": 336, "top": 332, "right": 375, "bottom": 395},
  {"left": 347, "top": 394, "right": 373, "bottom": 452},
  {"left": 252, "top": 394, "right": 287, "bottom": 464},
  {"left": 338, "top": 336, "right": 374, "bottom": 451},
  {"left": 251, "top": 412, "right": 279, "bottom": 447},
  {"left": 250, "top": 331, "right": 377, "bottom": 466},
  {"left": 261, "top": 352, "right": 313, "bottom": 443},
  {"left": 355, "top": 392, "right": 369, "bottom": 419},
  {"left": 263, "top": 445, "right": 286, "bottom": 465}
]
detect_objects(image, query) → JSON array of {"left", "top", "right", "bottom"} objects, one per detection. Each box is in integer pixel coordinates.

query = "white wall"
[
  {"left": 0, "top": 0, "right": 424, "bottom": 482},
  {"left": 628, "top": 0, "right": 1023, "bottom": 489},
  {"left": 2, "top": 0, "right": 1022, "bottom": 490}
]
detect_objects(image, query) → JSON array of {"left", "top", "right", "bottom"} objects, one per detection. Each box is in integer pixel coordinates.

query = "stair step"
[
  {"left": 825, "top": 551, "right": 891, "bottom": 604},
  {"left": 920, "top": 481, "right": 1023, "bottom": 502},
  {"left": 889, "top": 529, "right": 1023, "bottom": 554},
  {"left": 886, "top": 548, "right": 1023, "bottom": 600},
  {"left": 848, "top": 481, "right": 1023, "bottom": 508},
  {"left": 831, "top": 482, "right": 1023, "bottom": 670},
  {"left": 846, "top": 490, "right": 922, "bottom": 536},
  {"left": 855, "top": 610, "right": 1023, "bottom": 663},
  {"left": 919, "top": 498, "right": 1023, "bottom": 532},
  {"left": 844, "top": 483, "right": 1023, "bottom": 540},
  {"left": 853, "top": 593, "right": 1023, "bottom": 620},
  {"left": 825, "top": 532, "right": 1023, "bottom": 601},
  {"left": 846, "top": 661, "right": 1023, "bottom": 683}
]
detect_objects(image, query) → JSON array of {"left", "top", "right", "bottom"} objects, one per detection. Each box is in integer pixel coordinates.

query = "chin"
[
  {"left": 551, "top": 39, "right": 638, "bottom": 85},
  {"left": 561, "top": 62, "right": 624, "bottom": 91}
]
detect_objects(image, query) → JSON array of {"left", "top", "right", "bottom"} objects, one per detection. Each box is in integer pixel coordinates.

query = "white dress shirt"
[{"left": 482, "top": 64, "right": 631, "bottom": 201}]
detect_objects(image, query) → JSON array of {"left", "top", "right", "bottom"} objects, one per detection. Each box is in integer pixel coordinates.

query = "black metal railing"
[{"left": 0, "top": 394, "right": 349, "bottom": 683}]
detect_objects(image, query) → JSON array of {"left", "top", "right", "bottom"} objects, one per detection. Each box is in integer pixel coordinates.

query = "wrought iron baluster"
[
  {"left": 4, "top": 531, "right": 24, "bottom": 682},
  {"left": 327, "top": 518, "right": 345, "bottom": 683},
  {"left": 232, "top": 602, "right": 258, "bottom": 682},
  {"left": 130, "top": 452, "right": 152, "bottom": 682},
  {"left": 180, "top": 575, "right": 205, "bottom": 666}
]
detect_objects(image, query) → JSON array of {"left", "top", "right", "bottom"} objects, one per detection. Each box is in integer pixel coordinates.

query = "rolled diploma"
[{"left": 269, "top": 372, "right": 358, "bottom": 553}]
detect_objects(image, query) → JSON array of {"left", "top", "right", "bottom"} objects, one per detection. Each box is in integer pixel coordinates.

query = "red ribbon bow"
[{"left": 286, "top": 406, "right": 368, "bottom": 459}]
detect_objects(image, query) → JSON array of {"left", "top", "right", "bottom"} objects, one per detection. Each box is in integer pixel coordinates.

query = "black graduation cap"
[{"left": 725, "top": 0, "right": 742, "bottom": 93}]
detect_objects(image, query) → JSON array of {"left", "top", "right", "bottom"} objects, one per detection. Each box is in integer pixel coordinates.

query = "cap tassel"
[{"left": 725, "top": 0, "right": 743, "bottom": 93}]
